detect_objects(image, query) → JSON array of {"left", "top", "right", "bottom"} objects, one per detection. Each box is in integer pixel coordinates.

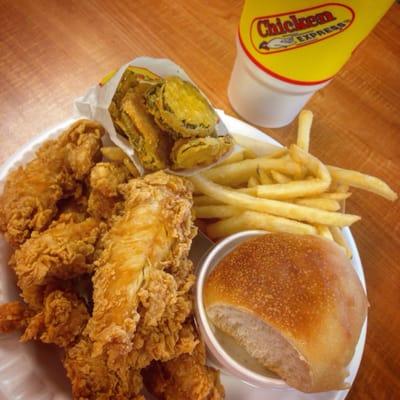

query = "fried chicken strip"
[
  {"left": 12, "top": 215, "right": 105, "bottom": 310},
  {"left": 143, "top": 341, "right": 225, "bottom": 400},
  {"left": 22, "top": 289, "right": 90, "bottom": 348},
  {"left": 0, "top": 301, "right": 33, "bottom": 333},
  {"left": 0, "top": 119, "right": 104, "bottom": 246},
  {"left": 0, "top": 289, "right": 89, "bottom": 348},
  {"left": 88, "top": 161, "right": 132, "bottom": 220},
  {"left": 64, "top": 171, "right": 198, "bottom": 399},
  {"left": 87, "top": 171, "right": 196, "bottom": 363}
]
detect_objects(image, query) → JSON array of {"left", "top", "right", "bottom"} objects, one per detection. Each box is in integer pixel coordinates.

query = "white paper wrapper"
[{"left": 74, "top": 57, "right": 232, "bottom": 175}]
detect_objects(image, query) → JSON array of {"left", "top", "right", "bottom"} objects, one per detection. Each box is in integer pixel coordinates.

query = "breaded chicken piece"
[
  {"left": 0, "top": 289, "right": 88, "bottom": 349},
  {"left": 87, "top": 171, "right": 196, "bottom": 363},
  {"left": 12, "top": 215, "right": 105, "bottom": 310},
  {"left": 64, "top": 171, "right": 198, "bottom": 399},
  {"left": 0, "top": 120, "right": 104, "bottom": 246},
  {"left": 65, "top": 337, "right": 145, "bottom": 400},
  {"left": 0, "top": 301, "right": 33, "bottom": 333},
  {"left": 88, "top": 162, "right": 131, "bottom": 220},
  {"left": 143, "top": 341, "right": 225, "bottom": 400},
  {"left": 22, "top": 290, "right": 89, "bottom": 348}
]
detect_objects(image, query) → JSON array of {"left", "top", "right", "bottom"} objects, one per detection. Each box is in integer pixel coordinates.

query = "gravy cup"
[{"left": 194, "top": 230, "right": 290, "bottom": 390}]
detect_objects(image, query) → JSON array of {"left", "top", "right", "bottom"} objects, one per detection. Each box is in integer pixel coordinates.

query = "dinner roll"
[{"left": 204, "top": 233, "right": 368, "bottom": 393}]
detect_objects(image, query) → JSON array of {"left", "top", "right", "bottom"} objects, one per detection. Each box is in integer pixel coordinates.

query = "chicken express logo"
[{"left": 249, "top": 3, "right": 355, "bottom": 55}]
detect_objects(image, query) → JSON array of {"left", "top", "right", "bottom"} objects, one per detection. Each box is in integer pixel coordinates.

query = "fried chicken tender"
[
  {"left": 22, "top": 289, "right": 89, "bottom": 347},
  {"left": 0, "top": 301, "right": 33, "bottom": 333},
  {"left": 0, "top": 289, "right": 89, "bottom": 349},
  {"left": 0, "top": 120, "right": 104, "bottom": 246},
  {"left": 12, "top": 215, "right": 105, "bottom": 310},
  {"left": 88, "top": 171, "right": 196, "bottom": 363},
  {"left": 65, "top": 337, "right": 145, "bottom": 400},
  {"left": 144, "top": 341, "right": 225, "bottom": 400},
  {"left": 64, "top": 171, "right": 198, "bottom": 399},
  {"left": 88, "top": 162, "right": 131, "bottom": 220}
]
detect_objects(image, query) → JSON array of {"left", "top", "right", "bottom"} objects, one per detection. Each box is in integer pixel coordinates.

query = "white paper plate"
[{"left": 0, "top": 113, "right": 367, "bottom": 400}]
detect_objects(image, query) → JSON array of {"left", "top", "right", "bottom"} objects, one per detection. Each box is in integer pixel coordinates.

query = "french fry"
[
  {"left": 101, "top": 146, "right": 139, "bottom": 176},
  {"left": 289, "top": 144, "right": 330, "bottom": 179},
  {"left": 243, "top": 148, "right": 257, "bottom": 159},
  {"left": 330, "top": 226, "right": 352, "bottom": 258},
  {"left": 320, "top": 192, "right": 352, "bottom": 200},
  {"left": 328, "top": 165, "right": 398, "bottom": 201},
  {"left": 270, "top": 170, "right": 291, "bottom": 184},
  {"left": 264, "top": 148, "right": 288, "bottom": 159},
  {"left": 207, "top": 210, "right": 317, "bottom": 239},
  {"left": 297, "top": 110, "right": 313, "bottom": 152},
  {"left": 194, "top": 205, "right": 241, "bottom": 219},
  {"left": 336, "top": 184, "right": 350, "bottom": 193},
  {"left": 190, "top": 174, "right": 360, "bottom": 227},
  {"left": 316, "top": 225, "right": 333, "bottom": 241},
  {"left": 230, "top": 133, "right": 281, "bottom": 156},
  {"left": 218, "top": 150, "right": 245, "bottom": 166},
  {"left": 193, "top": 195, "right": 223, "bottom": 206},
  {"left": 295, "top": 198, "right": 341, "bottom": 211},
  {"left": 294, "top": 164, "right": 309, "bottom": 180},
  {"left": 101, "top": 146, "right": 127, "bottom": 162},
  {"left": 203, "top": 156, "right": 302, "bottom": 186},
  {"left": 257, "top": 167, "right": 273, "bottom": 184},
  {"left": 257, "top": 178, "right": 331, "bottom": 200},
  {"left": 238, "top": 187, "right": 257, "bottom": 195},
  {"left": 248, "top": 176, "right": 259, "bottom": 188},
  {"left": 123, "top": 158, "right": 139, "bottom": 176},
  {"left": 254, "top": 144, "right": 332, "bottom": 199}
]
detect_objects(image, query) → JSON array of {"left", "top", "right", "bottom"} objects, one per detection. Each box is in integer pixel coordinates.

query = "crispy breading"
[
  {"left": 0, "top": 120, "right": 104, "bottom": 246},
  {"left": 11, "top": 216, "right": 104, "bottom": 310},
  {"left": 171, "top": 136, "right": 234, "bottom": 170},
  {"left": 145, "top": 76, "right": 218, "bottom": 139},
  {"left": 0, "top": 301, "right": 33, "bottom": 333},
  {"left": 88, "top": 162, "right": 131, "bottom": 220},
  {"left": 64, "top": 171, "right": 199, "bottom": 399},
  {"left": 65, "top": 337, "right": 145, "bottom": 400},
  {"left": 143, "top": 341, "right": 225, "bottom": 400},
  {"left": 22, "top": 290, "right": 89, "bottom": 348},
  {"left": 88, "top": 171, "right": 196, "bottom": 362},
  {"left": 121, "top": 85, "right": 171, "bottom": 170}
]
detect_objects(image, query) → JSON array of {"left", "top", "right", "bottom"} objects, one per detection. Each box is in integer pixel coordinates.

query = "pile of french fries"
[{"left": 190, "top": 110, "right": 398, "bottom": 257}]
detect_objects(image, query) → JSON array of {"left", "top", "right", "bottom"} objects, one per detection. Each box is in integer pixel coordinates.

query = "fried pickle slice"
[
  {"left": 145, "top": 76, "right": 218, "bottom": 139},
  {"left": 171, "top": 136, "right": 233, "bottom": 170},
  {"left": 121, "top": 84, "right": 171, "bottom": 170},
  {"left": 109, "top": 67, "right": 162, "bottom": 140}
]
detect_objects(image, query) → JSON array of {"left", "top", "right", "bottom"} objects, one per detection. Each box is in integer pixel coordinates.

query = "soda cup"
[{"left": 228, "top": 0, "right": 394, "bottom": 128}]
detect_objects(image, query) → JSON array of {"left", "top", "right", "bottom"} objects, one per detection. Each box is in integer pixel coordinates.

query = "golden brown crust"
[
  {"left": 0, "top": 119, "right": 104, "bottom": 246},
  {"left": 12, "top": 216, "right": 104, "bottom": 310},
  {"left": 143, "top": 341, "right": 225, "bottom": 400},
  {"left": 204, "top": 233, "right": 368, "bottom": 391},
  {"left": 0, "top": 301, "right": 33, "bottom": 333},
  {"left": 205, "top": 234, "right": 336, "bottom": 338},
  {"left": 65, "top": 171, "right": 201, "bottom": 399},
  {"left": 22, "top": 290, "right": 89, "bottom": 347}
]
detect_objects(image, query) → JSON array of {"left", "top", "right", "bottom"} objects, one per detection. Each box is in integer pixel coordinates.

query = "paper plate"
[{"left": 0, "top": 113, "right": 367, "bottom": 400}]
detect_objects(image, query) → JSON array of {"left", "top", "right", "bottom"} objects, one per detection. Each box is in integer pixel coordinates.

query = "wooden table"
[{"left": 0, "top": 1, "right": 399, "bottom": 398}]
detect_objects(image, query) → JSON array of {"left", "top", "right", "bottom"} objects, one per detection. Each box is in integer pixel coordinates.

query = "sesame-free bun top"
[{"left": 204, "top": 233, "right": 368, "bottom": 393}]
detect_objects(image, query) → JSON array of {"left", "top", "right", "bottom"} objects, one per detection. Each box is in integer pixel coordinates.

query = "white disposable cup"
[
  {"left": 228, "top": 37, "right": 330, "bottom": 128},
  {"left": 195, "top": 230, "right": 290, "bottom": 390}
]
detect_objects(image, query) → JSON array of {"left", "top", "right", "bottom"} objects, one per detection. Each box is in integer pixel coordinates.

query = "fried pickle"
[
  {"left": 171, "top": 136, "right": 234, "bottom": 170},
  {"left": 120, "top": 84, "right": 171, "bottom": 170},
  {"left": 145, "top": 76, "right": 218, "bottom": 139}
]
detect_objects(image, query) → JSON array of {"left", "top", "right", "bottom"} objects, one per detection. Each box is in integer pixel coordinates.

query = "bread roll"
[{"left": 204, "top": 233, "right": 368, "bottom": 393}]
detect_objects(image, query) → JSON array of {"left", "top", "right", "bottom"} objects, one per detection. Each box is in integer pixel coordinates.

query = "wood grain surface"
[{"left": 0, "top": 1, "right": 399, "bottom": 399}]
